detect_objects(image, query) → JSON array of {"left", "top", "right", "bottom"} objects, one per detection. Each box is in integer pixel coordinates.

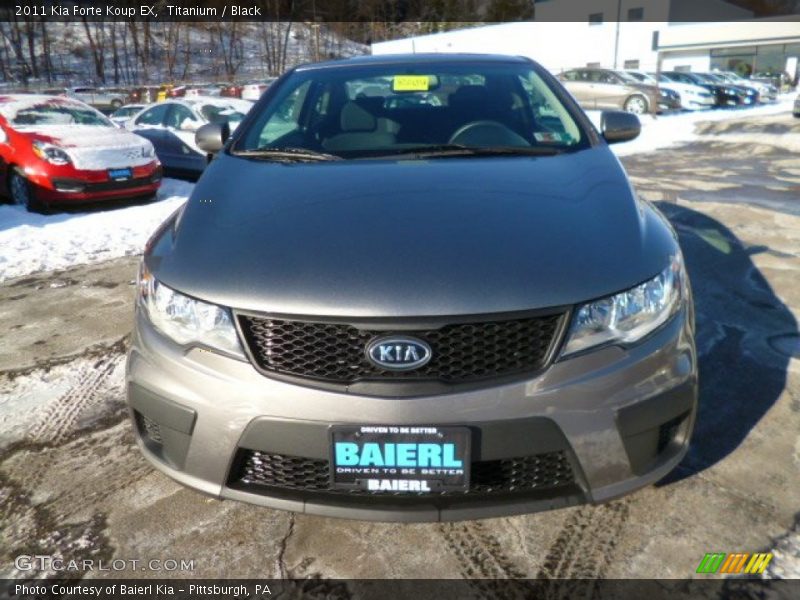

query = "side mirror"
[
  {"left": 600, "top": 110, "right": 641, "bottom": 144},
  {"left": 195, "top": 122, "right": 230, "bottom": 154}
]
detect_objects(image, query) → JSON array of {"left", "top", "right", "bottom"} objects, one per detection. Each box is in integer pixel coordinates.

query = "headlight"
[
  {"left": 138, "top": 263, "right": 244, "bottom": 358},
  {"left": 141, "top": 143, "right": 156, "bottom": 158},
  {"left": 561, "top": 255, "right": 685, "bottom": 358},
  {"left": 32, "top": 141, "right": 71, "bottom": 165},
  {"left": 725, "top": 87, "right": 738, "bottom": 95}
]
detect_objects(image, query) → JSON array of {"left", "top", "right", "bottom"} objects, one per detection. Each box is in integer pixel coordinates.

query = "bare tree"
[
  {"left": 39, "top": 19, "right": 53, "bottom": 83},
  {"left": 81, "top": 18, "right": 108, "bottom": 83},
  {"left": 261, "top": 18, "right": 293, "bottom": 76},
  {"left": 213, "top": 21, "right": 244, "bottom": 79},
  {"left": 163, "top": 21, "right": 183, "bottom": 80},
  {"left": 0, "top": 17, "right": 31, "bottom": 83}
]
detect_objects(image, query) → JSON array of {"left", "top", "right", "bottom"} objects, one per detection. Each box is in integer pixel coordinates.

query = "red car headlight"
[{"left": 32, "top": 141, "right": 72, "bottom": 166}]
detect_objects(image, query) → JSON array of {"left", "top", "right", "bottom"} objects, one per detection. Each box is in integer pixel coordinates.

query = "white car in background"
[
  {"left": 625, "top": 71, "right": 715, "bottom": 111},
  {"left": 109, "top": 103, "right": 146, "bottom": 128},
  {"left": 241, "top": 78, "right": 278, "bottom": 101},
  {"left": 126, "top": 96, "right": 253, "bottom": 176}
]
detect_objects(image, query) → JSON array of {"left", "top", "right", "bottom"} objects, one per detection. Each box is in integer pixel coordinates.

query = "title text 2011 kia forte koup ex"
[{"left": 126, "top": 54, "right": 697, "bottom": 521}]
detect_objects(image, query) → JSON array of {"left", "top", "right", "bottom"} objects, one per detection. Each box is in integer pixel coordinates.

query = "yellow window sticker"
[{"left": 393, "top": 75, "right": 430, "bottom": 92}]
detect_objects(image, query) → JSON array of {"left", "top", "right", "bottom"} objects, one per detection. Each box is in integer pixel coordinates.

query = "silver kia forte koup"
[{"left": 127, "top": 54, "right": 697, "bottom": 521}]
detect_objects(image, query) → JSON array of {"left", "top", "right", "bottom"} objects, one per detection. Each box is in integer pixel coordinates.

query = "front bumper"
[
  {"left": 30, "top": 163, "right": 162, "bottom": 205},
  {"left": 126, "top": 305, "right": 698, "bottom": 522}
]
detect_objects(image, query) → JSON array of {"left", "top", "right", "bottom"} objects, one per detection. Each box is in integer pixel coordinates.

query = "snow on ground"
[
  {"left": 587, "top": 94, "right": 797, "bottom": 157},
  {"left": 0, "top": 178, "right": 192, "bottom": 283}
]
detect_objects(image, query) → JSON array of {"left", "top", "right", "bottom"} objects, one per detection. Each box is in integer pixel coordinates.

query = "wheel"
[
  {"left": 624, "top": 95, "right": 648, "bottom": 115},
  {"left": 9, "top": 169, "right": 45, "bottom": 212},
  {"left": 448, "top": 120, "right": 529, "bottom": 147},
  {"left": 110, "top": 99, "right": 123, "bottom": 109}
]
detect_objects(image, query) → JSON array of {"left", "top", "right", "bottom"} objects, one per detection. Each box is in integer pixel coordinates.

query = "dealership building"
[{"left": 371, "top": 0, "right": 800, "bottom": 81}]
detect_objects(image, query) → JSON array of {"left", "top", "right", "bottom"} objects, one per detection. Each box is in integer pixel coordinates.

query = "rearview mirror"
[
  {"left": 600, "top": 111, "right": 641, "bottom": 144},
  {"left": 195, "top": 122, "right": 230, "bottom": 154}
]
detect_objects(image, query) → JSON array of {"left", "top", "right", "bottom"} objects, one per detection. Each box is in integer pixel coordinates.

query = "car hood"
[
  {"left": 629, "top": 83, "right": 658, "bottom": 95},
  {"left": 15, "top": 125, "right": 154, "bottom": 170},
  {"left": 150, "top": 147, "right": 678, "bottom": 317}
]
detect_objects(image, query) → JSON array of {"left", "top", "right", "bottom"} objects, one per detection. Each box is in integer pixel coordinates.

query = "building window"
[
  {"left": 624, "top": 59, "right": 640, "bottom": 69},
  {"left": 675, "top": 66, "right": 692, "bottom": 72},
  {"left": 586, "top": 62, "right": 601, "bottom": 68},
  {"left": 628, "top": 7, "right": 644, "bottom": 21},
  {"left": 588, "top": 13, "right": 603, "bottom": 25}
]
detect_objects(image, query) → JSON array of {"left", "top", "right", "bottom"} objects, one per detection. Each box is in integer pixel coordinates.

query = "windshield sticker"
[
  {"left": 393, "top": 75, "right": 430, "bottom": 92},
  {"left": 534, "top": 132, "right": 565, "bottom": 143}
]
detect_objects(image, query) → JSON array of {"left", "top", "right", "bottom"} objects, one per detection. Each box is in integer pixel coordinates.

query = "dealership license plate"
[
  {"left": 108, "top": 168, "right": 132, "bottom": 181},
  {"left": 330, "top": 425, "right": 470, "bottom": 493}
]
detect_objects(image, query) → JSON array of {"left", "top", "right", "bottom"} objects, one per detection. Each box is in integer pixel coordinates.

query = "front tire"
[
  {"left": 9, "top": 169, "right": 45, "bottom": 213},
  {"left": 624, "top": 95, "right": 649, "bottom": 115}
]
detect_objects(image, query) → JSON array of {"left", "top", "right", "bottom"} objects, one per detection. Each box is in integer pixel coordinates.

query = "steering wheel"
[{"left": 448, "top": 120, "right": 529, "bottom": 147}]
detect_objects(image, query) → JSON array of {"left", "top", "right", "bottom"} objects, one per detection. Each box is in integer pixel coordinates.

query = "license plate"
[
  {"left": 330, "top": 425, "right": 470, "bottom": 493},
  {"left": 108, "top": 168, "right": 132, "bottom": 181}
]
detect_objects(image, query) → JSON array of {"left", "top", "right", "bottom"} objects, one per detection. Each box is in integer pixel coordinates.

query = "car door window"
[
  {"left": 166, "top": 104, "right": 198, "bottom": 130},
  {"left": 135, "top": 104, "right": 169, "bottom": 126}
]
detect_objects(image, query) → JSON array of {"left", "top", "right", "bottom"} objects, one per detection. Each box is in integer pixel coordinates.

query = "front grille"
[
  {"left": 232, "top": 449, "right": 574, "bottom": 497},
  {"left": 136, "top": 412, "right": 163, "bottom": 445},
  {"left": 237, "top": 313, "right": 564, "bottom": 386},
  {"left": 52, "top": 169, "right": 161, "bottom": 194},
  {"left": 657, "top": 413, "right": 686, "bottom": 454}
]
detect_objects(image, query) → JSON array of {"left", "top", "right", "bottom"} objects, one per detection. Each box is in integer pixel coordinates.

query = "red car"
[{"left": 0, "top": 94, "right": 161, "bottom": 212}]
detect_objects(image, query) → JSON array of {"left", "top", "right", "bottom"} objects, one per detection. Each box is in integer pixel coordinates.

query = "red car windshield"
[{"left": 2, "top": 98, "right": 111, "bottom": 127}]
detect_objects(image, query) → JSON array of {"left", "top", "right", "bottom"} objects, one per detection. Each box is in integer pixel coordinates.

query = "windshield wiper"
[
  {"left": 367, "top": 144, "right": 568, "bottom": 159},
  {"left": 233, "top": 146, "right": 342, "bottom": 162}
]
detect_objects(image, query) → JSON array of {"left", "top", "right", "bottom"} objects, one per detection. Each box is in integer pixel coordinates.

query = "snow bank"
[
  {"left": 0, "top": 178, "right": 192, "bottom": 283},
  {"left": 587, "top": 95, "right": 796, "bottom": 157}
]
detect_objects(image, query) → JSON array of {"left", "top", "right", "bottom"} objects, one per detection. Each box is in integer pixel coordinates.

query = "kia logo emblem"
[{"left": 366, "top": 336, "right": 432, "bottom": 371}]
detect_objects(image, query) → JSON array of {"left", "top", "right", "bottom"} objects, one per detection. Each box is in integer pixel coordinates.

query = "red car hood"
[{"left": 15, "top": 125, "right": 154, "bottom": 171}]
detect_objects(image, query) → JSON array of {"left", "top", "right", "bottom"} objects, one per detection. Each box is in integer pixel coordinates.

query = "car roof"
[
  {"left": 0, "top": 93, "right": 83, "bottom": 104},
  {"left": 294, "top": 53, "right": 533, "bottom": 72}
]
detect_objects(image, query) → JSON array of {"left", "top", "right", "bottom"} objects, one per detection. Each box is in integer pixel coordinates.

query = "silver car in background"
[
  {"left": 66, "top": 86, "right": 128, "bottom": 111},
  {"left": 558, "top": 68, "right": 660, "bottom": 115}
]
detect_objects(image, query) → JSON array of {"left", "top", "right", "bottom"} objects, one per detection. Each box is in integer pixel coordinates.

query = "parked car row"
[
  {"left": 18, "top": 78, "right": 278, "bottom": 113},
  {"left": 558, "top": 67, "right": 778, "bottom": 114}
]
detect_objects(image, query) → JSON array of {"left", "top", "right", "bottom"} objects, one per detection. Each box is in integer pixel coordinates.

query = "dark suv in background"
[{"left": 663, "top": 71, "right": 753, "bottom": 107}]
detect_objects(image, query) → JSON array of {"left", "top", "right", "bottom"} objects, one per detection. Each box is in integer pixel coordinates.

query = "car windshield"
[
  {"left": 2, "top": 98, "right": 111, "bottom": 127},
  {"left": 234, "top": 61, "right": 588, "bottom": 159},
  {"left": 113, "top": 106, "right": 140, "bottom": 118},
  {"left": 615, "top": 71, "right": 641, "bottom": 84},
  {"left": 691, "top": 73, "right": 716, "bottom": 84},
  {"left": 200, "top": 104, "right": 246, "bottom": 126},
  {"left": 629, "top": 72, "right": 658, "bottom": 84}
]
